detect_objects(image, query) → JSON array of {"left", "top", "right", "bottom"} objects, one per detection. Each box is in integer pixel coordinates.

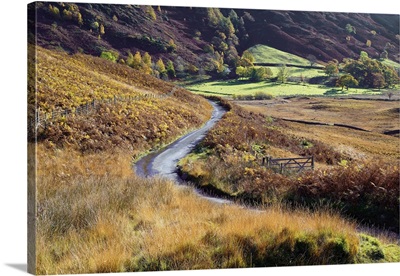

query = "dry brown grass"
[
  {"left": 34, "top": 144, "right": 363, "bottom": 274},
  {"left": 237, "top": 97, "right": 400, "bottom": 134},
  {"left": 179, "top": 100, "right": 399, "bottom": 231},
  {"left": 237, "top": 97, "right": 399, "bottom": 162}
]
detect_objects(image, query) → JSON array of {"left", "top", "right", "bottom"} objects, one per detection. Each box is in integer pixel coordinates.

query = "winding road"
[{"left": 135, "top": 100, "right": 226, "bottom": 183}]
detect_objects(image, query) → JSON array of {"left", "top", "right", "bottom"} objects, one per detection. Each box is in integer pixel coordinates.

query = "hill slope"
[
  {"left": 28, "top": 46, "right": 213, "bottom": 153},
  {"left": 28, "top": 3, "right": 399, "bottom": 73},
  {"left": 248, "top": 44, "right": 316, "bottom": 66}
]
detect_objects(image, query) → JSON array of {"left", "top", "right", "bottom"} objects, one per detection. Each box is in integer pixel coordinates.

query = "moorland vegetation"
[
  {"left": 29, "top": 46, "right": 400, "bottom": 274},
  {"left": 28, "top": 3, "right": 400, "bottom": 273}
]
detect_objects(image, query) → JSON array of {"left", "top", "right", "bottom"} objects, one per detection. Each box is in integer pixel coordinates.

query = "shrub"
[
  {"left": 188, "top": 64, "right": 199, "bottom": 74},
  {"left": 277, "top": 65, "right": 290, "bottom": 83},
  {"left": 48, "top": 4, "right": 60, "bottom": 17},
  {"left": 336, "top": 74, "right": 358, "bottom": 90},
  {"left": 167, "top": 39, "right": 177, "bottom": 52},
  {"left": 62, "top": 9, "right": 73, "bottom": 20},
  {"left": 146, "top": 6, "right": 157, "bottom": 21},
  {"left": 91, "top": 21, "right": 99, "bottom": 30},
  {"left": 100, "top": 51, "right": 119, "bottom": 63},
  {"left": 166, "top": 60, "right": 176, "bottom": 79},
  {"left": 249, "top": 67, "right": 270, "bottom": 82},
  {"left": 99, "top": 24, "right": 105, "bottom": 35},
  {"left": 254, "top": 92, "right": 274, "bottom": 100},
  {"left": 324, "top": 61, "right": 339, "bottom": 76}
]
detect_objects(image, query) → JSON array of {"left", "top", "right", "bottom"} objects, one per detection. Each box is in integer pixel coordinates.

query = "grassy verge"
[{"left": 33, "top": 143, "right": 399, "bottom": 274}]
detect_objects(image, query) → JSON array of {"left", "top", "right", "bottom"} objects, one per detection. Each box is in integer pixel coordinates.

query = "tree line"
[{"left": 324, "top": 51, "right": 399, "bottom": 90}]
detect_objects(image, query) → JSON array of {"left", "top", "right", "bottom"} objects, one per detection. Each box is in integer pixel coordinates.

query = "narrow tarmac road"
[{"left": 135, "top": 100, "right": 226, "bottom": 183}]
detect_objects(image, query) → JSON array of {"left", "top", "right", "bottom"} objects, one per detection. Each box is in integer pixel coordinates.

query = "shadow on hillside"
[
  {"left": 324, "top": 88, "right": 346, "bottom": 95},
  {"left": 210, "top": 80, "right": 254, "bottom": 86}
]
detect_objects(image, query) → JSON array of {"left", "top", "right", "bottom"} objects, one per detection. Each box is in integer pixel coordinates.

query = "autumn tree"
[
  {"left": 156, "top": 58, "right": 167, "bottom": 78},
  {"left": 307, "top": 54, "right": 317, "bottom": 67},
  {"left": 166, "top": 60, "right": 176, "bottom": 79},
  {"left": 99, "top": 24, "right": 105, "bottom": 35},
  {"left": 142, "top": 52, "right": 152, "bottom": 67},
  {"left": 359, "top": 51, "right": 369, "bottom": 61},
  {"left": 207, "top": 8, "right": 223, "bottom": 27},
  {"left": 91, "top": 21, "right": 99, "bottom": 30},
  {"left": 228, "top": 9, "right": 239, "bottom": 27},
  {"left": 372, "top": 73, "right": 386, "bottom": 90},
  {"left": 168, "top": 39, "right": 177, "bottom": 52},
  {"left": 277, "top": 65, "right": 290, "bottom": 83},
  {"left": 48, "top": 4, "right": 60, "bottom": 17},
  {"left": 236, "top": 66, "right": 250, "bottom": 78},
  {"left": 238, "top": 50, "right": 255, "bottom": 67},
  {"left": 336, "top": 74, "right": 358, "bottom": 90},
  {"left": 146, "top": 6, "right": 157, "bottom": 21},
  {"left": 127, "top": 51, "right": 142, "bottom": 69},
  {"left": 342, "top": 53, "right": 399, "bottom": 88},
  {"left": 249, "top": 67, "right": 272, "bottom": 82},
  {"left": 324, "top": 61, "right": 339, "bottom": 76}
]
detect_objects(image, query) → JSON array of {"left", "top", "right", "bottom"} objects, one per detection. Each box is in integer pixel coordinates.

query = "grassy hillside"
[
  {"left": 29, "top": 45, "right": 213, "bottom": 153},
  {"left": 248, "top": 44, "right": 314, "bottom": 66},
  {"left": 382, "top": 59, "right": 400, "bottom": 70}
]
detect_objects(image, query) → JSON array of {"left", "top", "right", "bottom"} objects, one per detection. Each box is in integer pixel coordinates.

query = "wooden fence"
[
  {"left": 262, "top": 156, "right": 314, "bottom": 173},
  {"left": 28, "top": 87, "right": 177, "bottom": 135}
]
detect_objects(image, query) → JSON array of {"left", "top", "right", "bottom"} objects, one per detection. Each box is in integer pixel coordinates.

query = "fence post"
[{"left": 311, "top": 156, "right": 314, "bottom": 170}]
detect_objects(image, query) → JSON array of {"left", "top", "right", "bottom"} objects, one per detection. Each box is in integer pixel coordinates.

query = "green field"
[
  {"left": 269, "top": 66, "right": 325, "bottom": 78},
  {"left": 382, "top": 58, "right": 400, "bottom": 70},
  {"left": 248, "top": 44, "right": 319, "bottom": 66},
  {"left": 185, "top": 80, "right": 385, "bottom": 97}
]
